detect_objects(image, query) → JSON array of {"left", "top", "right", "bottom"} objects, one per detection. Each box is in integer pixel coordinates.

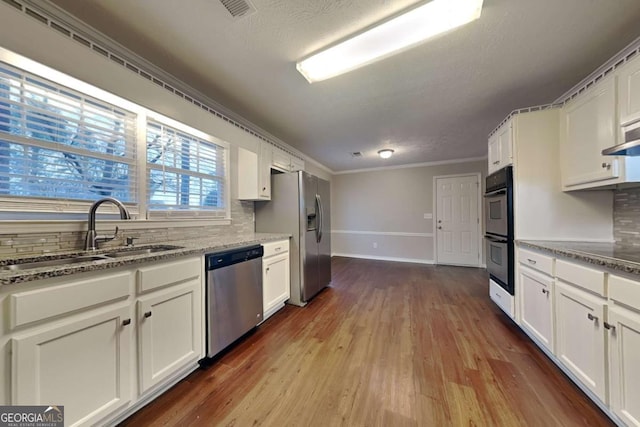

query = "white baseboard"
[{"left": 331, "top": 252, "right": 435, "bottom": 265}]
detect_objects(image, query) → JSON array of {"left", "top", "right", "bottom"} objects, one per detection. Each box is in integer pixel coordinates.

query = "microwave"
[{"left": 602, "top": 113, "right": 640, "bottom": 156}]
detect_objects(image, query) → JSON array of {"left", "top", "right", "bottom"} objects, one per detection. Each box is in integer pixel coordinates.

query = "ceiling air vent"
[
  {"left": 350, "top": 152, "right": 363, "bottom": 158},
  {"left": 219, "top": 0, "right": 256, "bottom": 18}
]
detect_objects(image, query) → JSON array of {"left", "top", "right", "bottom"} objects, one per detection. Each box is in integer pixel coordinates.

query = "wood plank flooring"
[{"left": 120, "top": 257, "right": 614, "bottom": 426}]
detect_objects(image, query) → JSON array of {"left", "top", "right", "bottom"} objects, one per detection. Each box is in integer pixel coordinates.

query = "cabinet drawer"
[
  {"left": 137, "top": 257, "right": 201, "bottom": 293},
  {"left": 518, "top": 248, "right": 554, "bottom": 276},
  {"left": 490, "top": 279, "right": 514, "bottom": 319},
  {"left": 556, "top": 259, "right": 606, "bottom": 297},
  {"left": 9, "top": 271, "right": 132, "bottom": 329},
  {"left": 609, "top": 274, "right": 640, "bottom": 311},
  {"left": 262, "top": 240, "right": 289, "bottom": 258}
]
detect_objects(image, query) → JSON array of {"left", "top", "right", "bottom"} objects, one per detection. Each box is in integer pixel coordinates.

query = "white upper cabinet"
[
  {"left": 237, "top": 144, "right": 271, "bottom": 201},
  {"left": 561, "top": 75, "right": 619, "bottom": 189},
  {"left": 487, "top": 120, "right": 513, "bottom": 174},
  {"left": 617, "top": 52, "right": 640, "bottom": 125},
  {"left": 271, "top": 145, "right": 305, "bottom": 173},
  {"left": 560, "top": 56, "right": 640, "bottom": 190}
]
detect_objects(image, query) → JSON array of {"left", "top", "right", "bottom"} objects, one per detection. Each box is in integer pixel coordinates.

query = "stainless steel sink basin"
[
  {"left": 1, "top": 255, "right": 111, "bottom": 271},
  {"left": 102, "top": 245, "right": 184, "bottom": 258},
  {"left": 0, "top": 245, "right": 184, "bottom": 272}
]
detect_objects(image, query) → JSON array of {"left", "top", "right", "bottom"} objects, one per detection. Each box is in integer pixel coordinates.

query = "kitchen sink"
[
  {"left": 1, "top": 255, "right": 111, "bottom": 271},
  {"left": 102, "top": 245, "right": 184, "bottom": 258},
  {"left": 0, "top": 245, "right": 184, "bottom": 271}
]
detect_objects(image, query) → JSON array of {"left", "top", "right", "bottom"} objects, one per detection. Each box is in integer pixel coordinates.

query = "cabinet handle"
[
  {"left": 493, "top": 161, "right": 500, "bottom": 165},
  {"left": 144, "top": 311, "right": 152, "bottom": 318},
  {"left": 274, "top": 247, "right": 281, "bottom": 251},
  {"left": 122, "top": 318, "right": 131, "bottom": 326},
  {"left": 587, "top": 313, "right": 598, "bottom": 322},
  {"left": 541, "top": 289, "right": 549, "bottom": 295},
  {"left": 603, "top": 321, "right": 616, "bottom": 331},
  {"left": 527, "top": 258, "right": 537, "bottom": 264},
  {"left": 601, "top": 162, "right": 611, "bottom": 170},
  {"left": 266, "top": 267, "right": 270, "bottom": 272}
]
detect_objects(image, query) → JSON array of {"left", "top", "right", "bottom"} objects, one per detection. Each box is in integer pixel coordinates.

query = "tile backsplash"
[
  {"left": 0, "top": 200, "right": 255, "bottom": 256},
  {"left": 614, "top": 188, "right": 640, "bottom": 249}
]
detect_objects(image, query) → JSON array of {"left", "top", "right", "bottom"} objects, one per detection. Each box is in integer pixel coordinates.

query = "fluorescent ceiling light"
[
  {"left": 378, "top": 149, "right": 394, "bottom": 159},
  {"left": 296, "top": 0, "right": 484, "bottom": 83}
]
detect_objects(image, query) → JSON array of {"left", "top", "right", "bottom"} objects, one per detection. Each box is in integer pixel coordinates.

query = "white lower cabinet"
[
  {"left": 555, "top": 279, "right": 608, "bottom": 404},
  {"left": 137, "top": 279, "right": 202, "bottom": 394},
  {"left": 519, "top": 265, "right": 554, "bottom": 352},
  {"left": 11, "top": 304, "right": 132, "bottom": 426},
  {"left": 608, "top": 305, "right": 640, "bottom": 426},
  {"left": 262, "top": 240, "right": 290, "bottom": 320},
  {"left": 2, "top": 255, "right": 204, "bottom": 426}
]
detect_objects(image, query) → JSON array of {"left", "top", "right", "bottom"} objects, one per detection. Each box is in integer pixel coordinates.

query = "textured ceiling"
[{"left": 48, "top": 0, "right": 640, "bottom": 171}]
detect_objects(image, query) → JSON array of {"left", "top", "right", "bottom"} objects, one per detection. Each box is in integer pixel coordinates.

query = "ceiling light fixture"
[
  {"left": 378, "top": 149, "right": 394, "bottom": 159},
  {"left": 296, "top": 0, "right": 484, "bottom": 83}
]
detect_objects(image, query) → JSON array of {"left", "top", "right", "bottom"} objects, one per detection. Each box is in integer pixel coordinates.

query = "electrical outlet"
[{"left": 373, "top": 242, "right": 378, "bottom": 249}]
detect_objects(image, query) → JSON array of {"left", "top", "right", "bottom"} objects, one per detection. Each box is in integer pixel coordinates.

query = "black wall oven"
[{"left": 484, "top": 166, "right": 514, "bottom": 295}]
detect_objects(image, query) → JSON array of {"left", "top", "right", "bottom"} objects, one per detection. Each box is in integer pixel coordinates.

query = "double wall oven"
[{"left": 484, "top": 166, "right": 514, "bottom": 306}]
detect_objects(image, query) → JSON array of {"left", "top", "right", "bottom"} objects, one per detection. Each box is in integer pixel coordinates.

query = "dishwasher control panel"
[{"left": 206, "top": 245, "right": 263, "bottom": 270}]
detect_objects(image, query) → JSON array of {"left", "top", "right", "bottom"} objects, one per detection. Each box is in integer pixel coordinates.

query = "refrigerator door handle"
[{"left": 316, "top": 194, "right": 323, "bottom": 243}]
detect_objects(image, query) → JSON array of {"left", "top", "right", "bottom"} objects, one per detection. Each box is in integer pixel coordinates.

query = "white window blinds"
[
  {"left": 0, "top": 62, "right": 137, "bottom": 210},
  {"left": 146, "top": 119, "right": 227, "bottom": 218}
]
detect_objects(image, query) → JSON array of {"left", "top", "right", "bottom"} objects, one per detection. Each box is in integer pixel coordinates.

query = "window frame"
[
  {"left": 144, "top": 112, "right": 230, "bottom": 220},
  {"left": 0, "top": 47, "right": 231, "bottom": 222}
]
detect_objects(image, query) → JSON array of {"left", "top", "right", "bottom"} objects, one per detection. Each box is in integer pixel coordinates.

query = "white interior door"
[{"left": 435, "top": 174, "right": 480, "bottom": 266}]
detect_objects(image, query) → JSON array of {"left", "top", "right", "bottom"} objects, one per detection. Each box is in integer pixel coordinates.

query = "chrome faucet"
[{"left": 84, "top": 197, "right": 131, "bottom": 251}]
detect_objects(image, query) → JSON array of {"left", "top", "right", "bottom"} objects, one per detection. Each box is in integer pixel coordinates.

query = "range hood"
[{"left": 602, "top": 113, "right": 640, "bottom": 156}]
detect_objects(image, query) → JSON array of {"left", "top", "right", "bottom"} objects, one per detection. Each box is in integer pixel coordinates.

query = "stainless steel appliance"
[
  {"left": 484, "top": 166, "right": 514, "bottom": 296},
  {"left": 205, "top": 245, "right": 263, "bottom": 358},
  {"left": 602, "top": 112, "right": 640, "bottom": 156},
  {"left": 255, "top": 171, "right": 331, "bottom": 306}
]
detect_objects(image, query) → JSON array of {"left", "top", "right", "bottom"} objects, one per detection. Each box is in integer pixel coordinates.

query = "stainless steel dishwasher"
[{"left": 205, "top": 245, "right": 264, "bottom": 358}]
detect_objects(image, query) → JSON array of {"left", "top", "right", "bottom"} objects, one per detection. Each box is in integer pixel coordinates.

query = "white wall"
[{"left": 331, "top": 160, "right": 487, "bottom": 263}]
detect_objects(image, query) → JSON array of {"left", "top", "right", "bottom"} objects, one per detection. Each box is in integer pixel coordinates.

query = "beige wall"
[{"left": 331, "top": 160, "right": 487, "bottom": 263}]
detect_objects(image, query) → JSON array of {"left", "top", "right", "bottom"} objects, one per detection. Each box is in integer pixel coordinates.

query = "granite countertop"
[
  {"left": 0, "top": 232, "right": 290, "bottom": 286},
  {"left": 518, "top": 240, "right": 640, "bottom": 276}
]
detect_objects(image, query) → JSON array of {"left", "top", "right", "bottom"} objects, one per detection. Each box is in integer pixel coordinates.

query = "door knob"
[{"left": 438, "top": 226, "right": 442, "bottom": 230}]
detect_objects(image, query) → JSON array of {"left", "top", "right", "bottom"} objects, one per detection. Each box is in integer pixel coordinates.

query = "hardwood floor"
[{"left": 120, "top": 257, "right": 613, "bottom": 426}]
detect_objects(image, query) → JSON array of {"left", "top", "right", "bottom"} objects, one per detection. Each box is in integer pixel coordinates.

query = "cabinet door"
[
  {"left": 608, "top": 305, "right": 640, "bottom": 427},
  {"left": 290, "top": 156, "right": 305, "bottom": 172},
  {"left": 562, "top": 76, "right": 619, "bottom": 187},
  {"left": 137, "top": 280, "right": 202, "bottom": 395},
  {"left": 488, "top": 133, "right": 500, "bottom": 174},
  {"left": 519, "top": 266, "right": 554, "bottom": 352},
  {"left": 618, "top": 53, "right": 640, "bottom": 124},
  {"left": 272, "top": 147, "right": 291, "bottom": 172},
  {"left": 263, "top": 252, "right": 290, "bottom": 320},
  {"left": 554, "top": 280, "right": 607, "bottom": 403},
  {"left": 12, "top": 304, "right": 132, "bottom": 426},
  {"left": 498, "top": 121, "right": 513, "bottom": 168},
  {"left": 259, "top": 142, "right": 272, "bottom": 198}
]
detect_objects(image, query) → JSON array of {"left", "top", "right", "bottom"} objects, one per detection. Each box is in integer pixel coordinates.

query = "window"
[
  {"left": 0, "top": 49, "right": 230, "bottom": 222},
  {"left": 146, "top": 117, "right": 228, "bottom": 218},
  {"left": 0, "top": 62, "right": 137, "bottom": 212}
]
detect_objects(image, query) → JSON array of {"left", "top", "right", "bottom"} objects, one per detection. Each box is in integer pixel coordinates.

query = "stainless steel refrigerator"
[{"left": 255, "top": 171, "right": 331, "bottom": 306}]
